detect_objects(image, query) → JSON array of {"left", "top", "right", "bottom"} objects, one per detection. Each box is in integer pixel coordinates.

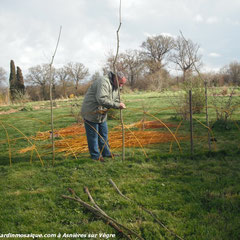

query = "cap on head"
[{"left": 116, "top": 71, "right": 127, "bottom": 84}]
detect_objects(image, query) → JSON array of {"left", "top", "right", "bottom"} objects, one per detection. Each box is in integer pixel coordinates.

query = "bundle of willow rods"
[
  {"left": 19, "top": 122, "right": 186, "bottom": 156},
  {"left": 32, "top": 124, "right": 85, "bottom": 140},
  {"left": 52, "top": 130, "right": 186, "bottom": 156}
]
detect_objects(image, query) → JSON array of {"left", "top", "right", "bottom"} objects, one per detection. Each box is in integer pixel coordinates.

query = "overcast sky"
[{"left": 1, "top": 0, "right": 240, "bottom": 77}]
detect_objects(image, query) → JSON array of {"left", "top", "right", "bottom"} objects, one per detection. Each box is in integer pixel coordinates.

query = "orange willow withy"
[
  {"left": 46, "top": 130, "right": 186, "bottom": 156},
  {"left": 0, "top": 121, "right": 12, "bottom": 166},
  {"left": 5, "top": 122, "right": 44, "bottom": 166},
  {"left": 169, "top": 120, "right": 183, "bottom": 154},
  {"left": 123, "top": 124, "right": 148, "bottom": 158},
  {"left": 18, "top": 120, "right": 187, "bottom": 158},
  {"left": 144, "top": 112, "right": 182, "bottom": 153},
  {"left": 192, "top": 117, "right": 217, "bottom": 151}
]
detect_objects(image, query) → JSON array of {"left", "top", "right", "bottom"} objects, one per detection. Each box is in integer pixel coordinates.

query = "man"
[{"left": 81, "top": 71, "right": 126, "bottom": 162}]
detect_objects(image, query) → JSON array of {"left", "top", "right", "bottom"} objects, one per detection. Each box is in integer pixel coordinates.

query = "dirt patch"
[{"left": 0, "top": 109, "right": 19, "bottom": 115}]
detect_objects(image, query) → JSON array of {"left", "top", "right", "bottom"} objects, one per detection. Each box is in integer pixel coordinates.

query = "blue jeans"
[{"left": 84, "top": 119, "right": 111, "bottom": 159}]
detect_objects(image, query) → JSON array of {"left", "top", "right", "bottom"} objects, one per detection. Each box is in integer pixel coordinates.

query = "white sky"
[{"left": 1, "top": 0, "right": 240, "bottom": 77}]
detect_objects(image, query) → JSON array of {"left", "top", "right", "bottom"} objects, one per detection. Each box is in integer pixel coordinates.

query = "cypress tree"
[
  {"left": 9, "top": 60, "right": 16, "bottom": 100},
  {"left": 16, "top": 66, "right": 25, "bottom": 95}
]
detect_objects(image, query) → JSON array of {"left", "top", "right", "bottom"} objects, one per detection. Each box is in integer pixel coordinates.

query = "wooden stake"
[
  {"left": 49, "top": 26, "right": 62, "bottom": 166},
  {"left": 204, "top": 81, "right": 211, "bottom": 151},
  {"left": 189, "top": 90, "right": 194, "bottom": 157},
  {"left": 113, "top": 0, "right": 125, "bottom": 162}
]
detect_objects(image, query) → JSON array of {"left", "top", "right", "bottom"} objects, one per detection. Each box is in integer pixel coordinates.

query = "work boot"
[{"left": 92, "top": 156, "right": 105, "bottom": 162}]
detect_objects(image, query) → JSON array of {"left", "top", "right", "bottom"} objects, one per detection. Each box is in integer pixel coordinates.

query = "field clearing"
[{"left": 0, "top": 91, "right": 240, "bottom": 240}]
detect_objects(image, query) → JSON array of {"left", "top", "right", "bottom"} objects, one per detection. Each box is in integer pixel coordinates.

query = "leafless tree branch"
[
  {"left": 63, "top": 188, "right": 143, "bottom": 240},
  {"left": 109, "top": 179, "right": 184, "bottom": 240}
]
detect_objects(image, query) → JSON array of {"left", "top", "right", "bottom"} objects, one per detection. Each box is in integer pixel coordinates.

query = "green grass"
[{"left": 0, "top": 92, "right": 240, "bottom": 240}]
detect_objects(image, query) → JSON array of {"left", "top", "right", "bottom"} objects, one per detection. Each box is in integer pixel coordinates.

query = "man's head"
[{"left": 113, "top": 72, "right": 127, "bottom": 88}]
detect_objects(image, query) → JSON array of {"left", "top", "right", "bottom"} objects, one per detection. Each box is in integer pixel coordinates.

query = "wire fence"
[{"left": 0, "top": 97, "right": 239, "bottom": 167}]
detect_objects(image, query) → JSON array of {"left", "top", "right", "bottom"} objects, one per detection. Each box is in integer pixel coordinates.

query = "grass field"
[{"left": 0, "top": 91, "right": 240, "bottom": 240}]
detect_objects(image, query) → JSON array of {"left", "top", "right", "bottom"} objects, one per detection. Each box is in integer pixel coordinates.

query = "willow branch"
[
  {"left": 84, "top": 187, "right": 107, "bottom": 215},
  {"left": 109, "top": 179, "right": 130, "bottom": 201},
  {"left": 113, "top": 0, "right": 125, "bottom": 161},
  {"left": 50, "top": 26, "right": 62, "bottom": 66},
  {"left": 63, "top": 188, "right": 143, "bottom": 240},
  {"left": 49, "top": 26, "right": 62, "bottom": 166},
  {"left": 62, "top": 195, "right": 103, "bottom": 216},
  {"left": 109, "top": 179, "right": 184, "bottom": 240},
  {"left": 4, "top": 122, "right": 43, "bottom": 166},
  {"left": 0, "top": 121, "right": 12, "bottom": 166},
  {"left": 84, "top": 187, "right": 132, "bottom": 240},
  {"left": 82, "top": 187, "right": 143, "bottom": 240}
]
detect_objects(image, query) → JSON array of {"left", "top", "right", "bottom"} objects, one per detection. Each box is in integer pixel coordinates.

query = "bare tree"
[
  {"left": 103, "top": 50, "right": 143, "bottom": 89},
  {"left": 119, "top": 50, "right": 144, "bottom": 89},
  {"left": 56, "top": 67, "right": 71, "bottom": 98},
  {"left": 141, "top": 34, "right": 175, "bottom": 73},
  {"left": 65, "top": 62, "right": 89, "bottom": 93},
  {"left": 170, "top": 36, "right": 201, "bottom": 82},
  {"left": 102, "top": 51, "right": 125, "bottom": 75},
  {"left": 223, "top": 61, "right": 240, "bottom": 85},
  {"left": 26, "top": 64, "right": 55, "bottom": 100},
  {"left": 90, "top": 71, "right": 101, "bottom": 82},
  {"left": 147, "top": 68, "right": 172, "bottom": 91}
]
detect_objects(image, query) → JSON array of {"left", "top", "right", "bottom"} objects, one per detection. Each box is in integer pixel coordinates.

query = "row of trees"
[
  {"left": 103, "top": 34, "right": 201, "bottom": 90},
  {"left": 0, "top": 34, "right": 240, "bottom": 102},
  {"left": 103, "top": 34, "right": 240, "bottom": 90},
  {"left": 26, "top": 62, "right": 89, "bottom": 100}
]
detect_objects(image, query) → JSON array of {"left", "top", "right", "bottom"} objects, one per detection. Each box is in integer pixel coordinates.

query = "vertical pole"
[
  {"left": 49, "top": 26, "right": 62, "bottom": 167},
  {"left": 49, "top": 66, "right": 55, "bottom": 166},
  {"left": 113, "top": 0, "right": 124, "bottom": 162},
  {"left": 119, "top": 96, "right": 125, "bottom": 162},
  {"left": 204, "top": 81, "right": 211, "bottom": 151},
  {"left": 142, "top": 104, "right": 146, "bottom": 131},
  {"left": 189, "top": 90, "right": 194, "bottom": 157}
]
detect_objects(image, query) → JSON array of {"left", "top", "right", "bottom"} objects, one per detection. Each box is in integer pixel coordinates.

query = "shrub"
[
  {"left": 168, "top": 75, "right": 205, "bottom": 119},
  {"left": 190, "top": 86, "right": 205, "bottom": 113},
  {"left": 210, "top": 86, "right": 240, "bottom": 123}
]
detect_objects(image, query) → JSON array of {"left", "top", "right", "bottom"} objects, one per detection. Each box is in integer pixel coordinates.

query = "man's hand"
[{"left": 119, "top": 102, "right": 126, "bottom": 109}]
